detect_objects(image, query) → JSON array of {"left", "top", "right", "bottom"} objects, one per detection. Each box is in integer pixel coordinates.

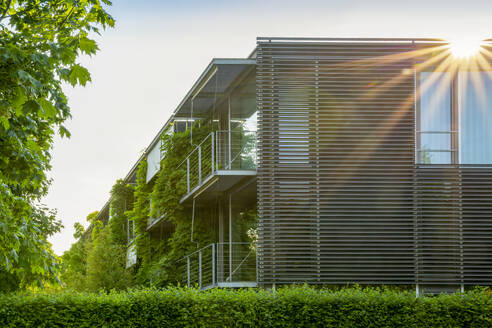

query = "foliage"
[
  {"left": 0, "top": 0, "right": 113, "bottom": 288},
  {"left": 62, "top": 195, "right": 134, "bottom": 292},
  {"left": 144, "top": 124, "right": 216, "bottom": 286},
  {"left": 60, "top": 234, "right": 88, "bottom": 291},
  {"left": 0, "top": 286, "right": 491, "bottom": 327},
  {"left": 60, "top": 212, "right": 96, "bottom": 291},
  {"left": 109, "top": 180, "right": 133, "bottom": 246},
  {"left": 61, "top": 123, "right": 254, "bottom": 289},
  {"left": 0, "top": 205, "right": 62, "bottom": 291},
  {"left": 125, "top": 159, "right": 152, "bottom": 285},
  {"left": 86, "top": 225, "right": 131, "bottom": 292}
]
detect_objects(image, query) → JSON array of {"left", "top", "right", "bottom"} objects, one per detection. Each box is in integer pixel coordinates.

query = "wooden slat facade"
[{"left": 256, "top": 38, "right": 492, "bottom": 288}]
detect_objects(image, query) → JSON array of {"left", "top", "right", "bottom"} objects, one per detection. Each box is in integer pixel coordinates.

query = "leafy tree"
[
  {"left": 0, "top": 0, "right": 113, "bottom": 288},
  {"left": 60, "top": 222, "right": 89, "bottom": 291},
  {"left": 60, "top": 211, "right": 100, "bottom": 291},
  {"left": 86, "top": 224, "right": 131, "bottom": 292}
]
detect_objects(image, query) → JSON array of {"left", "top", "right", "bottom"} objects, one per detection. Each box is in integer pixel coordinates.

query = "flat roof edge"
[{"left": 257, "top": 37, "right": 447, "bottom": 43}]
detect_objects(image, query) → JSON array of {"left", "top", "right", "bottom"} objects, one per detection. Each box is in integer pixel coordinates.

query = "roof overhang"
[{"left": 172, "top": 58, "right": 256, "bottom": 119}]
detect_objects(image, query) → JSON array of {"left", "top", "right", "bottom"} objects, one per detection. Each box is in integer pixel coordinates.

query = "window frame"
[{"left": 416, "top": 69, "right": 460, "bottom": 165}]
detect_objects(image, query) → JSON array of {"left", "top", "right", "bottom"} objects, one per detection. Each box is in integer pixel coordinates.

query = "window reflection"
[
  {"left": 459, "top": 71, "right": 492, "bottom": 164},
  {"left": 418, "top": 71, "right": 453, "bottom": 164}
]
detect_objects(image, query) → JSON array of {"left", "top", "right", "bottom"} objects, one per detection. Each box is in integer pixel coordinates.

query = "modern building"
[{"left": 96, "top": 37, "right": 492, "bottom": 294}]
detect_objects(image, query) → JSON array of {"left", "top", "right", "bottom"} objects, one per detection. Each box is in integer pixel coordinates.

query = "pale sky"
[{"left": 44, "top": 0, "right": 492, "bottom": 255}]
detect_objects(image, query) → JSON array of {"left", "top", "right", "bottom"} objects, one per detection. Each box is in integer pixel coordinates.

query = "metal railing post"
[
  {"left": 198, "top": 146, "right": 202, "bottom": 185},
  {"left": 229, "top": 195, "right": 233, "bottom": 281},
  {"left": 211, "top": 132, "right": 215, "bottom": 174},
  {"left": 198, "top": 250, "right": 202, "bottom": 289},
  {"left": 186, "top": 158, "right": 190, "bottom": 193},
  {"left": 186, "top": 256, "right": 190, "bottom": 288},
  {"left": 212, "top": 243, "right": 216, "bottom": 287}
]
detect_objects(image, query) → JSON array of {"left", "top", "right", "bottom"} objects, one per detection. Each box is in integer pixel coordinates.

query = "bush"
[{"left": 0, "top": 286, "right": 491, "bottom": 327}]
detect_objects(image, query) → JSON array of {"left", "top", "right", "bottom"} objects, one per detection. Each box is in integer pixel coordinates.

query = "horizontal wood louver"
[
  {"left": 257, "top": 39, "right": 419, "bottom": 285},
  {"left": 257, "top": 38, "right": 492, "bottom": 287}
]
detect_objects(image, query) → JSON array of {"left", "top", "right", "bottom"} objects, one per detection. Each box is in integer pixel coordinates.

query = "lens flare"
[{"left": 448, "top": 37, "right": 484, "bottom": 59}]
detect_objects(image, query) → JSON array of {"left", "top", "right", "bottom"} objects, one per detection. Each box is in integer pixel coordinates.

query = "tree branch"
[
  {"left": 0, "top": 0, "right": 12, "bottom": 22},
  {"left": 58, "top": 7, "right": 74, "bottom": 28}
]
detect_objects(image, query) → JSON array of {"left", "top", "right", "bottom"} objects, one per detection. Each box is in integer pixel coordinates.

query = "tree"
[
  {"left": 0, "top": 0, "right": 113, "bottom": 288},
  {"left": 86, "top": 224, "right": 131, "bottom": 291},
  {"left": 60, "top": 222, "right": 89, "bottom": 291}
]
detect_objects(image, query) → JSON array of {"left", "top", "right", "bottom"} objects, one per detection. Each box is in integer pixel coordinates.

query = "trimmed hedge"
[{"left": 0, "top": 286, "right": 491, "bottom": 327}]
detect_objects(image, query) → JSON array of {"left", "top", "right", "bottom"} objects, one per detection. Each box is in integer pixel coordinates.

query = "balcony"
[
  {"left": 178, "top": 130, "right": 257, "bottom": 203},
  {"left": 147, "top": 212, "right": 165, "bottom": 230},
  {"left": 176, "top": 242, "right": 257, "bottom": 289}
]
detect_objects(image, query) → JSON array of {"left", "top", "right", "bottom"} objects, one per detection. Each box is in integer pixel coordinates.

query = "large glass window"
[
  {"left": 417, "top": 71, "right": 453, "bottom": 164},
  {"left": 417, "top": 70, "right": 492, "bottom": 164},
  {"left": 459, "top": 71, "right": 492, "bottom": 164}
]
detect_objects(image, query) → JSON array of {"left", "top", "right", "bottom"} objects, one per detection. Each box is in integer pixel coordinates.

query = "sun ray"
[
  {"left": 322, "top": 41, "right": 492, "bottom": 184},
  {"left": 448, "top": 37, "right": 484, "bottom": 59}
]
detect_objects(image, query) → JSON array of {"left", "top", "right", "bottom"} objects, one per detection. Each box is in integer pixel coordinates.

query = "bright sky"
[{"left": 44, "top": 0, "right": 492, "bottom": 255}]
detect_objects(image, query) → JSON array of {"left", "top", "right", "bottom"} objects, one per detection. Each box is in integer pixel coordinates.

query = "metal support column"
[
  {"left": 218, "top": 199, "right": 224, "bottom": 282},
  {"left": 211, "top": 132, "right": 215, "bottom": 174},
  {"left": 198, "top": 250, "right": 202, "bottom": 289},
  {"left": 229, "top": 193, "right": 233, "bottom": 281},
  {"left": 228, "top": 96, "right": 232, "bottom": 169},
  {"left": 186, "top": 158, "right": 190, "bottom": 193},
  {"left": 212, "top": 243, "right": 216, "bottom": 287}
]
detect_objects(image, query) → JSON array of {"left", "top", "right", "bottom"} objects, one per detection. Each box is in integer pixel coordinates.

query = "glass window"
[
  {"left": 459, "top": 71, "right": 492, "bottom": 164},
  {"left": 418, "top": 71, "right": 453, "bottom": 164}
]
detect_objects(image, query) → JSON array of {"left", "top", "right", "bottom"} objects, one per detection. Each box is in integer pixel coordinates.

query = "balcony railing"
[
  {"left": 176, "top": 242, "right": 257, "bottom": 289},
  {"left": 178, "top": 130, "right": 257, "bottom": 195},
  {"left": 147, "top": 211, "right": 165, "bottom": 229}
]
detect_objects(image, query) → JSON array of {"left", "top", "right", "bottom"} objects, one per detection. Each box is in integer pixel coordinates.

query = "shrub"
[{"left": 0, "top": 286, "right": 490, "bottom": 327}]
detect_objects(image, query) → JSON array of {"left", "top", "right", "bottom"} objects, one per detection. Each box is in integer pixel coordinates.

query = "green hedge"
[{"left": 0, "top": 286, "right": 491, "bottom": 327}]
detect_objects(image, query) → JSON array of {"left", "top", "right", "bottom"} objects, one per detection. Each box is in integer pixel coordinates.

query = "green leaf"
[
  {"left": 17, "top": 69, "right": 29, "bottom": 82},
  {"left": 0, "top": 116, "right": 10, "bottom": 130},
  {"left": 69, "top": 64, "right": 91, "bottom": 86},
  {"left": 78, "top": 36, "right": 99, "bottom": 55},
  {"left": 59, "top": 125, "right": 71, "bottom": 138},
  {"left": 11, "top": 87, "right": 27, "bottom": 115},
  {"left": 22, "top": 100, "right": 41, "bottom": 115},
  {"left": 10, "top": 249, "right": 18, "bottom": 262},
  {"left": 37, "top": 98, "right": 58, "bottom": 119}
]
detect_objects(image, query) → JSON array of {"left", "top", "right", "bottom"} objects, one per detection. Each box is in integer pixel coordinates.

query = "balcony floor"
[{"left": 180, "top": 170, "right": 256, "bottom": 204}]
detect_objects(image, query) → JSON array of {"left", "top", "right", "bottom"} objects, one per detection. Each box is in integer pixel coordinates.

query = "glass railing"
[{"left": 178, "top": 130, "right": 257, "bottom": 195}]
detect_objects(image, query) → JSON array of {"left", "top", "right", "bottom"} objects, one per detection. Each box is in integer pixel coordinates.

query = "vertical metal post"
[
  {"left": 198, "top": 146, "right": 202, "bottom": 184},
  {"left": 228, "top": 96, "right": 232, "bottom": 169},
  {"left": 229, "top": 193, "right": 233, "bottom": 281},
  {"left": 215, "top": 132, "right": 219, "bottom": 171},
  {"left": 186, "top": 157, "right": 190, "bottom": 193},
  {"left": 191, "top": 198, "right": 195, "bottom": 243},
  {"left": 199, "top": 250, "right": 202, "bottom": 289},
  {"left": 212, "top": 243, "right": 216, "bottom": 287},
  {"left": 415, "top": 284, "right": 420, "bottom": 297},
  {"left": 187, "top": 257, "right": 190, "bottom": 288},
  {"left": 190, "top": 99, "right": 193, "bottom": 145},
  {"left": 211, "top": 132, "right": 215, "bottom": 174},
  {"left": 218, "top": 199, "right": 224, "bottom": 282}
]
